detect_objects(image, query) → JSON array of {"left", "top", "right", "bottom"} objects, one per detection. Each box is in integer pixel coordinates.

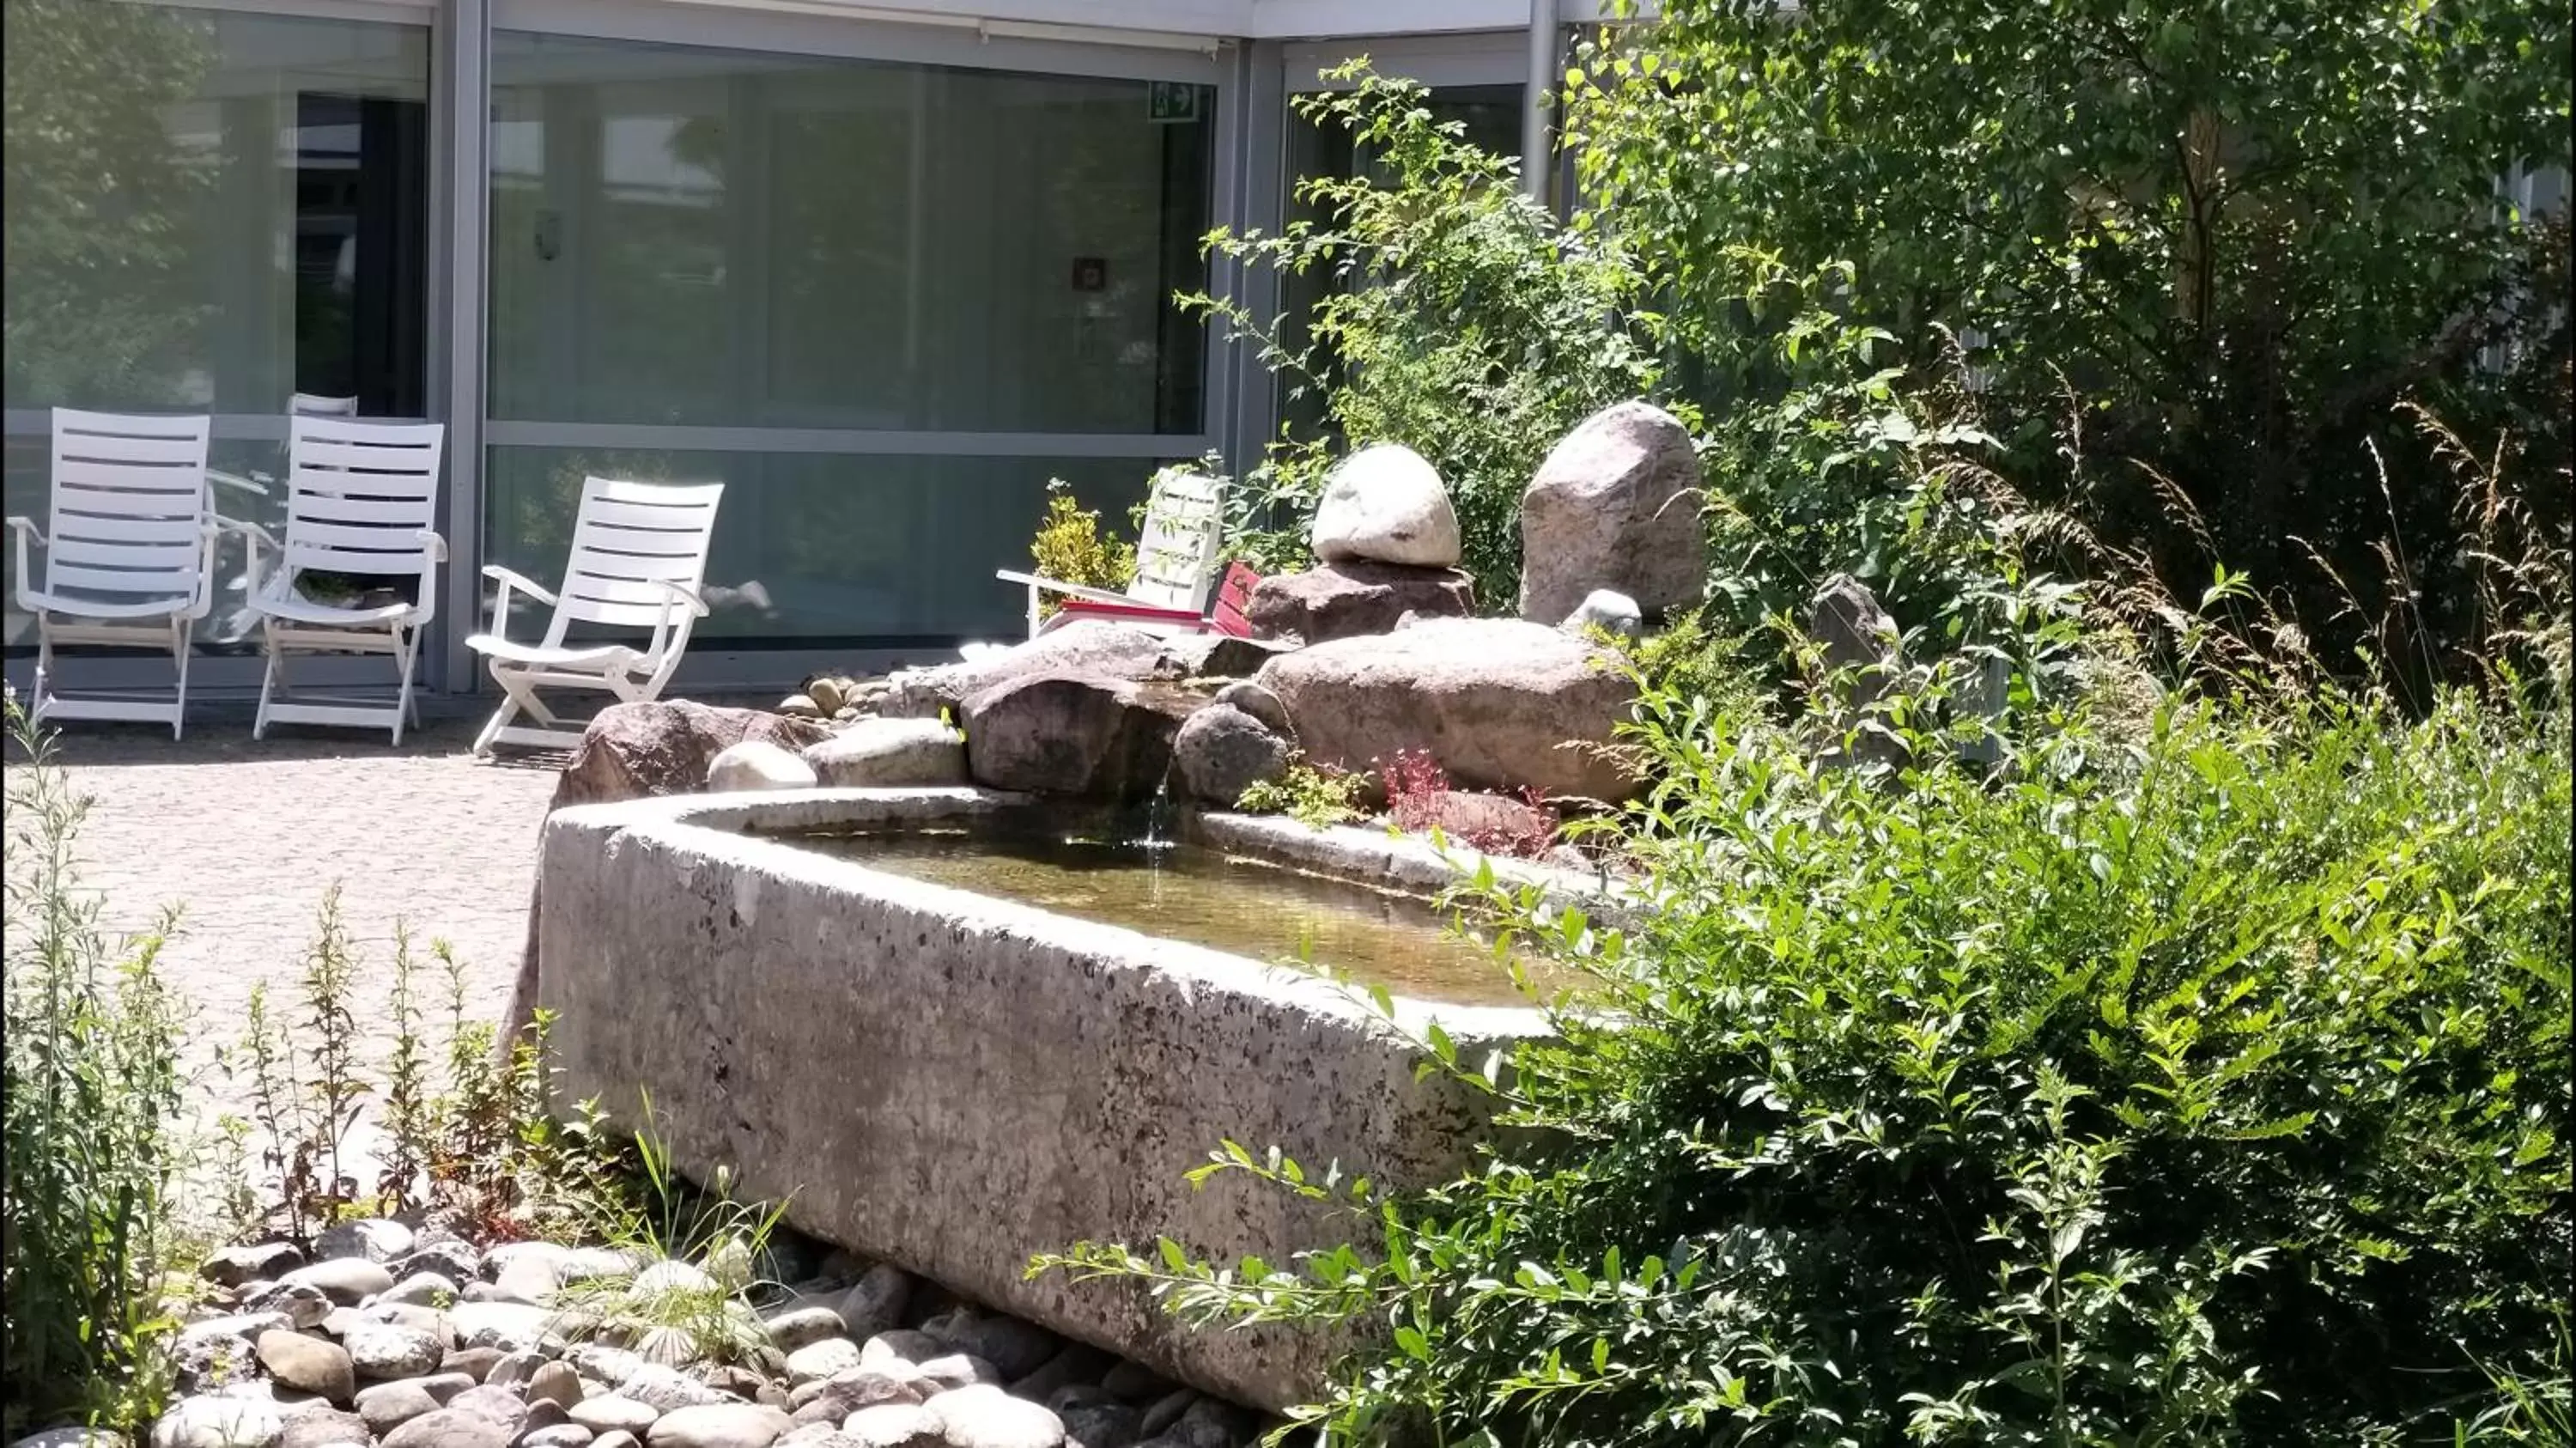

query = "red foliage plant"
[{"left": 1376, "top": 747, "right": 1561, "bottom": 860}]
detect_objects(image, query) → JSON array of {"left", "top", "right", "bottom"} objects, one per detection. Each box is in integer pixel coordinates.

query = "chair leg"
[
  {"left": 32, "top": 618, "right": 55, "bottom": 729},
  {"left": 472, "top": 663, "right": 526, "bottom": 757},
  {"left": 170, "top": 617, "right": 191, "bottom": 741},
  {"left": 390, "top": 627, "right": 418, "bottom": 746},
  {"left": 253, "top": 623, "right": 284, "bottom": 741}
]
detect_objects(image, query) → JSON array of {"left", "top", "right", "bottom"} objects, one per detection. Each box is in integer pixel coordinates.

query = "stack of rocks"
[
  {"left": 1516, "top": 399, "right": 1707, "bottom": 635},
  {"left": 1244, "top": 445, "right": 1475, "bottom": 647}
]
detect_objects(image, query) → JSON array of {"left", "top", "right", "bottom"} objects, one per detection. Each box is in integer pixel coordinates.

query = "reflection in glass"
[
  {"left": 488, "top": 33, "right": 1215, "bottom": 435},
  {"left": 1274, "top": 83, "right": 1524, "bottom": 441},
  {"left": 483, "top": 447, "right": 1174, "bottom": 647},
  {"left": 1, "top": 4, "right": 430, "bottom": 416}
]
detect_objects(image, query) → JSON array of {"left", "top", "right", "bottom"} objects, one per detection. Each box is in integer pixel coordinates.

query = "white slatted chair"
[
  {"left": 234, "top": 417, "right": 447, "bottom": 743},
  {"left": 6, "top": 409, "right": 217, "bottom": 738},
  {"left": 992, "top": 470, "right": 1225, "bottom": 640},
  {"left": 466, "top": 477, "right": 724, "bottom": 756}
]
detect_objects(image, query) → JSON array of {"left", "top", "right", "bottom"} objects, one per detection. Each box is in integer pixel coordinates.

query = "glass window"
[
  {"left": 1274, "top": 82, "right": 1524, "bottom": 441},
  {"left": 1, "top": 4, "right": 431, "bottom": 416},
  {"left": 488, "top": 33, "right": 1216, "bottom": 435},
  {"left": 483, "top": 447, "right": 1172, "bottom": 646}
]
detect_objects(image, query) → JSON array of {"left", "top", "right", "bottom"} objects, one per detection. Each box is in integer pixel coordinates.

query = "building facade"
[{"left": 3, "top": 0, "right": 1614, "bottom": 703}]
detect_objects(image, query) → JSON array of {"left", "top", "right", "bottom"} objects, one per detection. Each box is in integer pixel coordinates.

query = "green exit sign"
[{"left": 1147, "top": 81, "right": 1201, "bottom": 124}]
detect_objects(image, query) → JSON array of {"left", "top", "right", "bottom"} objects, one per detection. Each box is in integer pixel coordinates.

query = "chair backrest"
[
  {"left": 290, "top": 393, "right": 360, "bottom": 417},
  {"left": 1128, "top": 470, "right": 1224, "bottom": 612},
  {"left": 1208, "top": 561, "right": 1261, "bottom": 637},
  {"left": 542, "top": 477, "right": 726, "bottom": 646},
  {"left": 281, "top": 417, "right": 445, "bottom": 583},
  {"left": 44, "top": 408, "right": 213, "bottom": 602}
]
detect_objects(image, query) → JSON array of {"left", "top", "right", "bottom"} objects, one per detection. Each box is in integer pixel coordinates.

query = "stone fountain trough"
[{"left": 535, "top": 788, "right": 1610, "bottom": 1409}]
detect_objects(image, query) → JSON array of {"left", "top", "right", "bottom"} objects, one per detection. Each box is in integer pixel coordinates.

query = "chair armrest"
[
  {"left": 217, "top": 515, "right": 282, "bottom": 552},
  {"left": 414, "top": 529, "right": 448, "bottom": 564},
  {"left": 5, "top": 516, "right": 42, "bottom": 545},
  {"left": 207, "top": 467, "right": 270, "bottom": 498},
  {"left": 652, "top": 578, "right": 709, "bottom": 618},
  {"left": 993, "top": 569, "right": 1136, "bottom": 608},
  {"left": 481, "top": 563, "right": 559, "bottom": 607},
  {"left": 7, "top": 517, "right": 39, "bottom": 612}
]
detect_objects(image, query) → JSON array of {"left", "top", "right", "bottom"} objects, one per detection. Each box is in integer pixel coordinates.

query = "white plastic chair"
[
  {"left": 992, "top": 471, "right": 1224, "bottom": 641},
  {"left": 466, "top": 477, "right": 724, "bottom": 756},
  {"left": 6, "top": 409, "right": 217, "bottom": 739},
  {"left": 232, "top": 417, "right": 447, "bottom": 743}
]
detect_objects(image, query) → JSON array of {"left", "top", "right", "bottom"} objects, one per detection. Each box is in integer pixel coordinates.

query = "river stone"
[
  {"left": 274, "top": 1409, "right": 368, "bottom": 1448},
  {"left": 920, "top": 1316, "right": 1059, "bottom": 1384},
  {"left": 999, "top": 1344, "right": 1110, "bottom": 1409},
  {"left": 1054, "top": 1402, "right": 1139, "bottom": 1448},
  {"left": 800, "top": 720, "right": 966, "bottom": 788},
  {"left": 1154, "top": 633, "right": 1291, "bottom": 683},
  {"left": 783, "top": 1339, "right": 863, "bottom": 1387},
  {"left": 1561, "top": 587, "right": 1643, "bottom": 640},
  {"left": 1516, "top": 399, "right": 1705, "bottom": 625},
  {"left": 483, "top": 1354, "right": 540, "bottom": 1391},
  {"left": 1134, "top": 1395, "right": 1193, "bottom": 1441},
  {"left": 707, "top": 739, "right": 817, "bottom": 792},
  {"left": 204, "top": 1243, "right": 307, "bottom": 1288},
  {"left": 1170, "top": 702, "right": 1290, "bottom": 805},
  {"left": 923, "top": 1387, "right": 1063, "bottom": 1448},
  {"left": 526, "top": 1362, "right": 585, "bottom": 1410},
  {"left": 440, "top": 1389, "right": 526, "bottom": 1434},
  {"left": 378, "top": 1410, "right": 507, "bottom": 1448},
  {"left": 316, "top": 1219, "right": 415, "bottom": 1265},
  {"left": 912, "top": 1356, "right": 1000, "bottom": 1394},
  {"left": 563, "top": 1348, "right": 647, "bottom": 1390},
  {"left": 16, "top": 1432, "right": 128, "bottom": 1448},
  {"left": 1311, "top": 444, "right": 1461, "bottom": 569},
  {"left": 1243, "top": 561, "right": 1473, "bottom": 648},
  {"left": 617, "top": 1367, "right": 727, "bottom": 1415},
  {"left": 257, "top": 1332, "right": 355, "bottom": 1404},
  {"left": 556, "top": 703, "right": 830, "bottom": 809},
  {"left": 282, "top": 1261, "right": 394, "bottom": 1307},
  {"left": 590, "top": 1437, "right": 640, "bottom": 1448},
  {"left": 438, "top": 1349, "right": 505, "bottom": 1384},
  {"left": 388, "top": 1244, "right": 480, "bottom": 1287},
  {"left": 567, "top": 1398, "right": 659, "bottom": 1437},
  {"left": 789, "top": 1366, "right": 927, "bottom": 1426},
  {"left": 152, "top": 1397, "right": 285, "bottom": 1448},
  {"left": 375, "top": 1274, "right": 459, "bottom": 1311},
  {"left": 1255, "top": 617, "right": 1640, "bottom": 800},
  {"left": 520, "top": 1428, "right": 592, "bottom": 1448},
  {"left": 762, "top": 1306, "right": 847, "bottom": 1356},
  {"left": 643, "top": 1405, "right": 793, "bottom": 1448},
  {"left": 835, "top": 1269, "right": 913, "bottom": 1344},
  {"left": 1206, "top": 681, "right": 1291, "bottom": 738},
  {"left": 834, "top": 1407, "right": 938, "bottom": 1448},
  {"left": 959, "top": 673, "right": 1196, "bottom": 803},
  {"left": 346, "top": 1322, "right": 445, "bottom": 1383},
  {"left": 353, "top": 1380, "right": 443, "bottom": 1436},
  {"left": 241, "top": 1282, "right": 333, "bottom": 1330},
  {"left": 447, "top": 1304, "right": 550, "bottom": 1354},
  {"left": 1093, "top": 1365, "right": 1170, "bottom": 1406}
]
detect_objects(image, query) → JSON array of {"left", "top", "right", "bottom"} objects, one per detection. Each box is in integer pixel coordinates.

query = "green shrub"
[
  {"left": 1043, "top": 648, "right": 2571, "bottom": 1443},
  {"left": 1236, "top": 757, "right": 1369, "bottom": 830},
  {"left": 1193, "top": 64, "right": 1670, "bottom": 597},
  {"left": 3, "top": 698, "right": 192, "bottom": 1437},
  {"left": 1028, "top": 479, "right": 1136, "bottom": 620}
]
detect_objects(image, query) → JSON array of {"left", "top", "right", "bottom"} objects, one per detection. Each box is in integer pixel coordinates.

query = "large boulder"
[
  {"left": 960, "top": 675, "right": 1198, "bottom": 802},
  {"left": 799, "top": 719, "right": 966, "bottom": 788},
  {"left": 1244, "top": 562, "right": 1473, "bottom": 648},
  {"left": 878, "top": 626, "right": 1178, "bottom": 721},
  {"left": 1170, "top": 703, "right": 1291, "bottom": 805},
  {"left": 1517, "top": 400, "right": 1705, "bottom": 626},
  {"left": 1310, "top": 444, "right": 1461, "bottom": 569},
  {"left": 554, "top": 701, "right": 832, "bottom": 810},
  {"left": 1255, "top": 618, "right": 1641, "bottom": 800}
]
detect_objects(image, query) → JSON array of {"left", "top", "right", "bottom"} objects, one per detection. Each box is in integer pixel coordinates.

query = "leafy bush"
[
  {"left": 1027, "top": 479, "right": 1136, "bottom": 619},
  {"left": 1193, "top": 65, "right": 1671, "bottom": 597},
  {"left": 1565, "top": 0, "right": 2572, "bottom": 691},
  {"left": 1043, "top": 640, "right": 2571, "bottom": 1442},
  {"left": 1236, "top": 757, "right": 1368, "bottom": 830},
  {"left": 3, "top": 698, "right": 191, "bottom": 1437}
]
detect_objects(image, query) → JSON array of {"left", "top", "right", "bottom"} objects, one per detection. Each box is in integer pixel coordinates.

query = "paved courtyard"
[{"left": 12, "top": 714, "right": 566, "bottom": 1139}]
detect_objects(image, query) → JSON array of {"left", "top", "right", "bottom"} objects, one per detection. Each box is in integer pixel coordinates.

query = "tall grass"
[{"left": 3, "top": 697, "right": 192, "bottom": 1437}]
